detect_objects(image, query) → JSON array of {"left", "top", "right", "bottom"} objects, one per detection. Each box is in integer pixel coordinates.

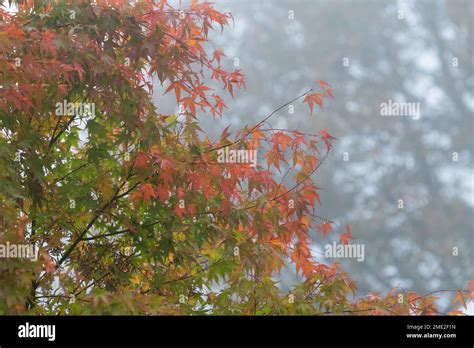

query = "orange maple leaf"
[
  {"left": 139, "top": 183, "right": 157, "bottom": 204},
  {"left": 339, "top": 224, "right": 353, "bottom": 245},
  {"left": 134, "top": 151, "right": 150, "bottom": 170}
]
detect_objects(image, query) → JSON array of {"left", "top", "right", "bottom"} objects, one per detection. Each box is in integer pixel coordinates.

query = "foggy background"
[{"left": 157, "top": 0, "right": 473, "bottom": 310}]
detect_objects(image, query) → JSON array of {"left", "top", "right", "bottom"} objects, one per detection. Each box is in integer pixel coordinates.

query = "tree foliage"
[{"left": 0, "top": 0, "right": 471, "bottom": 315}]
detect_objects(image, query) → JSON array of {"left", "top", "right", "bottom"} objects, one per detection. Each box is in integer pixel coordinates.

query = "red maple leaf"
[
  {"left": 317, "top": 221, "right": 333, "bottom": 238},
  {"left": 134, "top": 151, "right": 150, "bottom": 170},
  {"left": 339, "top": 224, "right": 353, "bottom": 245}
]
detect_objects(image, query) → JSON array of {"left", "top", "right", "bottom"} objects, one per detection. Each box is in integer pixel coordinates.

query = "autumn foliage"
[{"left": 0, "top": 0, "right": 472, "bottom": 315}]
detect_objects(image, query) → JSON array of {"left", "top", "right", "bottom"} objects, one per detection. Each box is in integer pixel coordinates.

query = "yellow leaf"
[
  {"left": 131, "top": 274, "right": 141, "bottom": 286},
  {"left": 453, "top": 291, "right": 467, "bottom": 310}
]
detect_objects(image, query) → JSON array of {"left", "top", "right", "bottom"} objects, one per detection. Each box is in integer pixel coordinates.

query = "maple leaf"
[
  {"left": 41, "top": 29, "right": 57, "bottom": 56},
  {"left": 138, "top": 183, "right": 157, "bottom": 204},
  {"left": 300, "top": 215, "right": 310, "bottom": 229},
  {"left": 73, "top": 61, "right": 84, "bottom": 82},
  {"left": 164, "top": 81, "right": 182, "bottom": 102},
  {"left": 319, "top": 80, "right": 331, "bottom": 89},
  {"left": 174, "top": 203, "right": 184, "bottom": 220},
  {"left": 251, "top": 129, "right": 266, "bottom": 142},
  {"left": 134, "top": 151, "right": 150, "bottom": 170},
  {"left": 273, "top": 132, "right": 292, "bottom": 152},
  {"left": 43, "top": 255, "right": 56, "bottom": 274},
  {"left": 220, "top": 125, "right": 231, "bottom": 140},
  {"left": 317, "top": 221, "right": 333, "bottom": 238},
  {"left": 154, "top": 185, "right": 169, "bottom": 201},
  {"left": 326, "top": 87, "right": 334, "bottom": 99},
  {"left": 301, "top": 186, "right": 321, "bottom": 206},
  {"left": 129, "top": 191, "right": 142, "bottom": 204},
  {"left": 303, "top": 94, "right": 315, "bottom": 114},
  {"left": 264, "top": 149, "right": 284, "bottom": 172},
  {"left": 453, "top": 291, "right": 468, "bottom": 310},
  {"left": 16, "top": 215, "right": 28, "bottom": 240},
  {"left": 339, "top": 224, "right": 352, "bottom": 244},
  {"left": 366, "top": 292, "right": 382, "bottom": 302},
  {"left": 319, "top": 129, "right": 334, "bottom": 149},
  {"left": 212, "top": 49, "right": 225, "bottom": 64},
  {"left": 291, "top": 241, "right": 316, "bottom": 276},
  {"left": 213, "top": 94, "right": 226, "bottom": 115},
  {"left": 303, "top": 92, "right": 325, "bottom": 114},
  {"left": 269, "top": 236, "right": 286, "bottom": 249}
]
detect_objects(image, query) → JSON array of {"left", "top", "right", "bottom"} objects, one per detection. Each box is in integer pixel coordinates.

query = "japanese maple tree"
[{"left": 0, "top": 0, "right": 471, "bottom": 315}]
